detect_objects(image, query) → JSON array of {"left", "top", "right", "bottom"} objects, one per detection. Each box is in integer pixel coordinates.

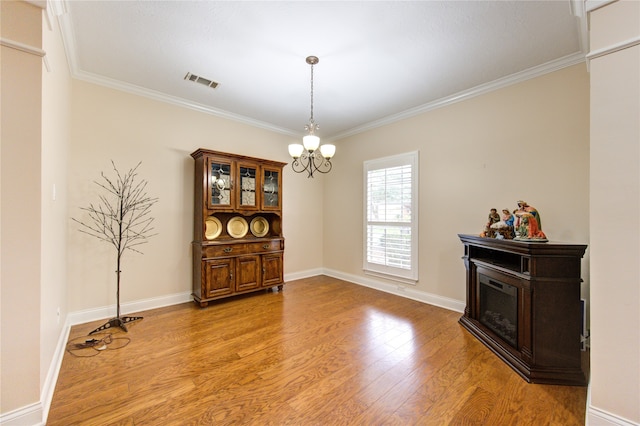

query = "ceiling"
[{"left": 54, "top": 1, "right": 587, "bottom": 140}]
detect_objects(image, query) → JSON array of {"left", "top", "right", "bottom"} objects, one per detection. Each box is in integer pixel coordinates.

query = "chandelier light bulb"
[
  {"left": 288, "top": 144, "right": 304, "bottom": 159},
  {"left": 320, "top": 144, "right": 336, "bottom": 159},
  {"left": 303, "top": 134, "right": 320, "bottom": 152}
]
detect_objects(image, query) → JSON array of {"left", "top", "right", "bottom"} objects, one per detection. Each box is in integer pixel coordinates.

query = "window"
[{"left": 363, "top": 151, "right": 418, "bottom": 284}]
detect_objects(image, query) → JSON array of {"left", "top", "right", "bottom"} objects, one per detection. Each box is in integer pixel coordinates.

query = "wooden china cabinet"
[{"left": 191, "top": 149, "right": 286, "bottom": 307}]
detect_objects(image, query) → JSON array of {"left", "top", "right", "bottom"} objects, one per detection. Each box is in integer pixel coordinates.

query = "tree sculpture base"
[{"left": 88, "top": 316, "right": 143, "bottom": 335}]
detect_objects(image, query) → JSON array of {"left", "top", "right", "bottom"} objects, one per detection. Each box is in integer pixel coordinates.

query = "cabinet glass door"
[
  {"left": 208, "top": 159, "right": 232, "bottom": 208},
  {"left": 262, "top": 167, "right": 281, "bottom": 210},
  {"left": 238, "top": 164, "right": 258, "bottom": 209}
]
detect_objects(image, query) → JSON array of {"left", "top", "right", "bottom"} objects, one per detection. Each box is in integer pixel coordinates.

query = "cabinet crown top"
[{"left": 191, "top": 148, "right": 287, "bottom": 167}]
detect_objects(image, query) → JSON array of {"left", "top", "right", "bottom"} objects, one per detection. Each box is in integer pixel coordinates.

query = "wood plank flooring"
[{"left": 48, "top": 276, "right": 587, "bottom": 425}]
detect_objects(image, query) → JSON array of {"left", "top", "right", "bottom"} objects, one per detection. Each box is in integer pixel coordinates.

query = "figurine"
[
  {"left": 502, "top": 209, "right": 514, "bottom": 227},
  {"left": 490, "top": 208, "right": 515, "bottom": 239},
  {"left": 487, "top": 208, "right": 500, "bottom": 227},
  {"left": 480, "top": 208, "right": 501, "bottom": 238},
  {"left": 514, "top": 200, "right": 541, "bottom": 229},
  {"left": 513, "top": 200, "right": 547, "bottom": 241}
]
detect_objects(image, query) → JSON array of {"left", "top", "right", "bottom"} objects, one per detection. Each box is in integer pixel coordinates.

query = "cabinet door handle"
[
  {"left": 224, "top": 247, "right": 233, "bottom": 253},
  {"left": 230, "top": 271, "right": 233, "bottom": 281},
  {"left": 263, "top": 244, "right": 271, "bottom": 249}
]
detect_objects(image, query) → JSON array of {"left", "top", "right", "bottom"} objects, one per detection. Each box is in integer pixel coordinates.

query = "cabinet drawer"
[
  {"left": 202, "top": 244, "right": 248, "bottom": 258},
  {"left": 247, "top": 240, "right": 282, "bottom": 253}
]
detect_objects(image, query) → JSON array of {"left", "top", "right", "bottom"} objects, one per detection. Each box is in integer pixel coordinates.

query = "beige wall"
[
  {"left": 67, "top": 81, "right": 324, "bottom": 312},
  {"left": 588, "top": 0, "right": 640, "bottom": 423},
  {"left": 41, "top": 2, "right": 72, "bottom": 394},
  {"left": 1, "top": 0, "right": 43, "bottom": 415},
  {"left": 324, "top": 64, "right": 590, "bottom": 303}
]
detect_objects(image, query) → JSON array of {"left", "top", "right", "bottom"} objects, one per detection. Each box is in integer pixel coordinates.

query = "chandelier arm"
[
  {"left": 313, "top": 154, "right": 333, "bottom": 173},
  {"left": 317, "top": 160, "right": 333, "bottom": 174},
  {"left": 310, "top": 152, "right": 332, "bottom": 174},
  {"left": 290, "top": 155, "right": 312, "bottom": 175}
]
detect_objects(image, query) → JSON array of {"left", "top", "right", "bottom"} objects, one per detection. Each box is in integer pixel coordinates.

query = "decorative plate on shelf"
[
  {"left": 227, "top": 216, "right": 249, "bottom": 239},
  {"left": 250, "top": 216, "right": 269, "bottom": 237},
  {"left": 204, "top": 216, "right": 222, "bottom": 240}
]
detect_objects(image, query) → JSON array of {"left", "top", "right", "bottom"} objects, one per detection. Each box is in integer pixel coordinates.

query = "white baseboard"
[
  {"left": 283, "top": 268, "right": 324, "bottom": 282},
  {"left": 40, "top": 322, "right": 71, "bottom": 424},
  {"left": 0, "top": 402, "right": 44, "bottom": 426},
  {"left": 319, "top": 268, "right": 466, "bottom": 313},
  {"left": 2, "top": 319, "right": 70, "bottom": 426},
  {"left": 67, "top": 291, "right": 193, "bottom": 326},
  {"left": 63, "top": 271, "right": 463, "bottom": 329},
  {"left": 587, "top": 405, "right": 639, "bottom": 426}
]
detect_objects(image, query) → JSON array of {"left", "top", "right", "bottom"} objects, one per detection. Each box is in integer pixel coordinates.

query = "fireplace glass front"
[{"left": 479, "top": 273, "right": 518, "bottom": 347}]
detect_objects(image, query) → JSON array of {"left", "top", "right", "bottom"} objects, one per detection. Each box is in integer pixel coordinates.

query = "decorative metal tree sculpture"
[{"left": 73, "top": 161, "right": 158, "bottom": 334}]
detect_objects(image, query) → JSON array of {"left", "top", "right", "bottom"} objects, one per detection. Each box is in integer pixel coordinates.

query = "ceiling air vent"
[{"left": 184, "top": 72, "right": 219, "bottom": 89}]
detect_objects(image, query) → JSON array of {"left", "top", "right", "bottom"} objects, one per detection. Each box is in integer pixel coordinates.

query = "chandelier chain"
[{"left": 309, "top": 62, "right": 314, "bottom": 123}]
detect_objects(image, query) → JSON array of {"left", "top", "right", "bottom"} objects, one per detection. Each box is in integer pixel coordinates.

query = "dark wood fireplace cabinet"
[{"left": 458, "top": 234, "right": 588, "bottom": 386}]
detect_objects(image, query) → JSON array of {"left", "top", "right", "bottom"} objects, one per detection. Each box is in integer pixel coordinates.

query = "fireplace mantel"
[{"left": 458, "top": 234, "right": 588, "bottom": 386}]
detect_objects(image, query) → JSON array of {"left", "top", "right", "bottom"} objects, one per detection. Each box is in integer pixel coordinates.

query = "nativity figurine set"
[{"left": 480, "top": 200, "right": 547, "bottom": 242}]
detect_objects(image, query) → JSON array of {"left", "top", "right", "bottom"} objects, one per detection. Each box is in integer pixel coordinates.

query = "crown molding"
[
  {"left": 585, "top": 0, "right": 618, "bottom": 13},
  {"left": 54, "top": 0, "right": 79, "bottom": 76},
  {"left": 332, "top": 52, "right": 586, "bottom": 141},
  {"left": 53, "top": 2, "right": 298, "bottom": 138},
  {"left": 47, "top": 0, "right": 66, "bottom": 16},
  {"left": 75, "top": 69, "right": 300, "bottom": 137},
  {"left": 571, "top": 0, "right": 590, "bottom": 57},
  {"left": 587, "top": 36, "right": 640, "bottom": 61},
  {"left": 71, "top": 51, "right": 585, "bottom": 142},
  {"left": 24, "top": 0, "right": 46, "bottom": 9},
  {"left": 54, "top": 0, "right": 588, "bottom": 142},
  {"left": 0, "top": 37, "right": 46, "bottom": 57}
]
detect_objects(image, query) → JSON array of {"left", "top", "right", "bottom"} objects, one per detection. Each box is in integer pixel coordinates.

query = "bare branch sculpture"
[{"left": 73, "top": 161, "right": 158, "bottom": 334}]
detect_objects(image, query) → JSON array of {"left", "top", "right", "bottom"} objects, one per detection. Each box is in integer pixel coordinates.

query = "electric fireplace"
[
  {"left": 458, "top": 234, "right": 588, "bottom": 386},
  {"left": 479, "top": 273, "right": 517, "bottom": 347}
]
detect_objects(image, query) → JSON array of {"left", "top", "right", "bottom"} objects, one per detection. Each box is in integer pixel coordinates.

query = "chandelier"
[{"left": 288, "top": 56, "right": 336, "bottom": 178}]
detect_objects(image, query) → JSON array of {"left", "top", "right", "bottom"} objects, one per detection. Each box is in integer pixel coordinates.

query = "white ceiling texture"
[{"left": 54, "top": 1, "right": 588, "bottom": 140}]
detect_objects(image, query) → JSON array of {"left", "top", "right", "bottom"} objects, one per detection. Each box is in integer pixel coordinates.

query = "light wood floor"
[{"left": 48, "top": 276, "right": 587, "bottom": 425}]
